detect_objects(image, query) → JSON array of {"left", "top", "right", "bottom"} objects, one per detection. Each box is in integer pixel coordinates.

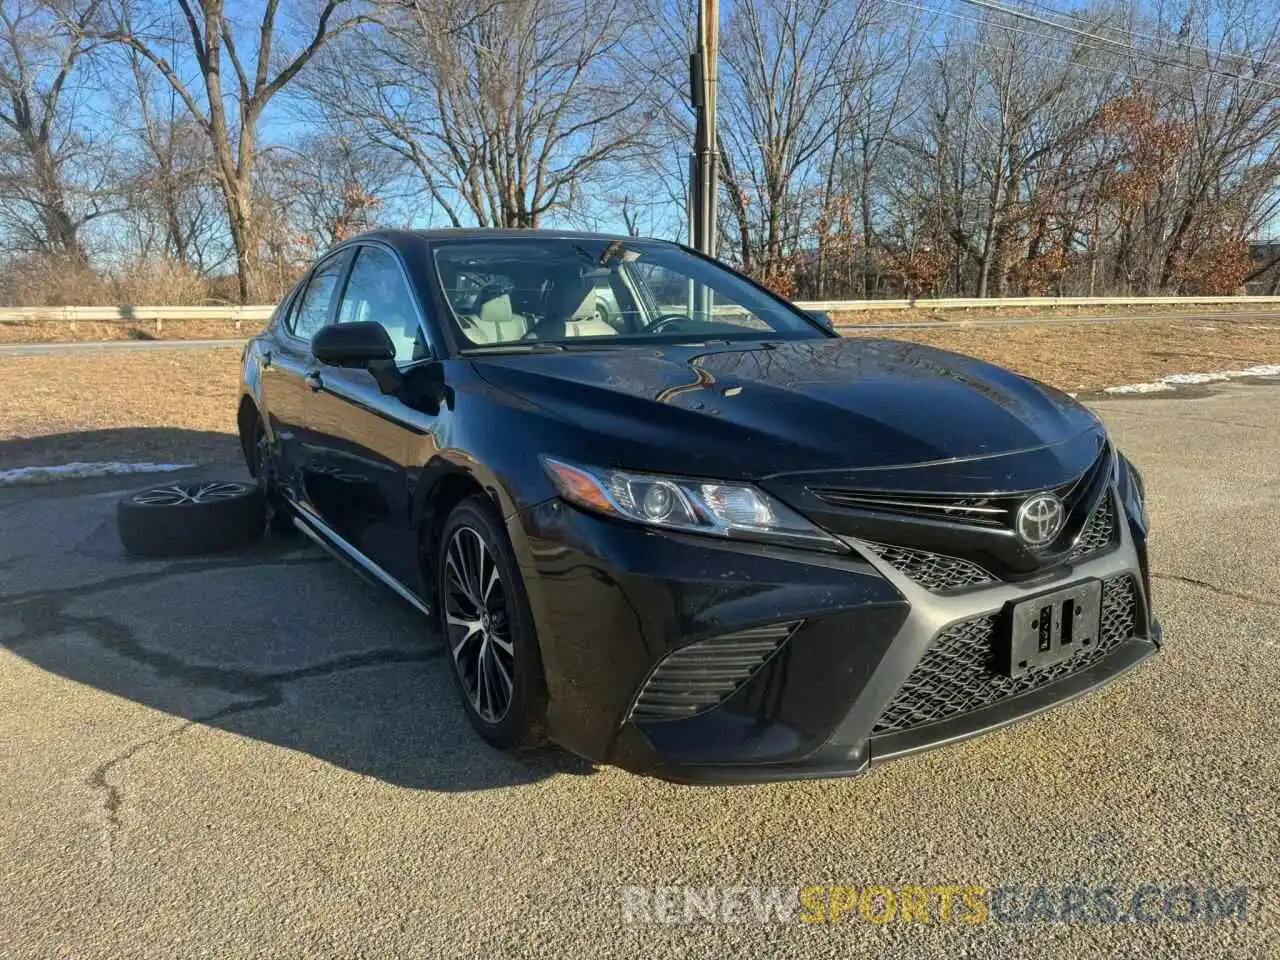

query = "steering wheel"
[
  {"left": 647, "top": 313, "right": 692, "bottom": 334},
  {"left": 519, "top": 318, "right": 549, "bottom": 341}
]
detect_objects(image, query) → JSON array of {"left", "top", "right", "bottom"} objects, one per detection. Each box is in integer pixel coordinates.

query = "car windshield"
[{"left": 432, "top": 238, "right": 824, "bottom": 350}]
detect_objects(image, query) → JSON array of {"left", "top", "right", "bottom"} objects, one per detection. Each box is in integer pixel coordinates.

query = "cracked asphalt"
[{"left": 1, "top": 381, "right": 1277, "bottom": 959}]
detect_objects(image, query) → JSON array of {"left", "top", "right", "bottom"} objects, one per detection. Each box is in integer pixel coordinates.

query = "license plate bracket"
[{"left": 998, "top": 580, "right": 1103, "bottom": 679}]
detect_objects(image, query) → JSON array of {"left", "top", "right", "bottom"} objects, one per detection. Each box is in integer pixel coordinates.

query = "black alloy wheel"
[
  {"left": 437, "top": 497, "right": 547, "bottom": 747},
  {"left": 117, "top": 480, "right": 265, "bottom": 557}
]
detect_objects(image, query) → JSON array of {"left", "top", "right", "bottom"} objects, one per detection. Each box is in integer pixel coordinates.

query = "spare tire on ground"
[{"left": 117, "top": 480, "right": 266, "bottom": 557}]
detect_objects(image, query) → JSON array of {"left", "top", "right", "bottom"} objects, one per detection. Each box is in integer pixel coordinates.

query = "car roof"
[{"left": 341, "top": 228, "right": 679, "bottom": 253}]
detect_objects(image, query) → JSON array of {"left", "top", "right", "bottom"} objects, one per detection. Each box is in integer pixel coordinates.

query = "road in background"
[{"left": 0, "top": 382, "right": 1277, "bottom": 958}]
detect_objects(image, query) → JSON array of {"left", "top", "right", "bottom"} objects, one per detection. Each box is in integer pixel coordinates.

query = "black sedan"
[{"left": 237, "top": 229, "right": 1160, "bottom": 783}]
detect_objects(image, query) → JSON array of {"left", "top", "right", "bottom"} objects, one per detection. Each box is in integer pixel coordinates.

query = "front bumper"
[{"left": 510, "top": 488, "right": 1159, "bottom": 784}]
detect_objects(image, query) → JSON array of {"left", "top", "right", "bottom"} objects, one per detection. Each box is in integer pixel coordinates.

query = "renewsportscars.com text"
[{"left": 619, "top": 883, "right": 1251, "bottom": 926}]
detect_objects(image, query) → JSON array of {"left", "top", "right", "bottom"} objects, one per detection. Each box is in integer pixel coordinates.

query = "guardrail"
[
  {"left": 795, "top": 295, "right": 1280, "bottom": 312},
  {"left": 2, "top": 295, "right": 1278, "bottom": 332}
]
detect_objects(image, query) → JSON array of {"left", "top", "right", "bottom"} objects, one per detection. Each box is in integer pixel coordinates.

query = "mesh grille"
[
  {"left": 630, "top": 622, "right": 799, "bottom": 721},
  {"left": 862, "top": 542, "right": 996, "bottom": 592},
  {"left": 1067, "top": 493, "right": 1118, "bottom": 563},
  {"left": 871, "top": 575, "right": 1138, "bottom": 735}
]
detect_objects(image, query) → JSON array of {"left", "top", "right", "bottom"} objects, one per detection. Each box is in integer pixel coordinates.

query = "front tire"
[{"left": 437, "top": 496, "right": 547, "bottom": 749}]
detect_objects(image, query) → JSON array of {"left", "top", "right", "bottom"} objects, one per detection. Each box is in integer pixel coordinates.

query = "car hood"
[{"left": 470, "top": 338, "right": 1104, "bottom": 485}]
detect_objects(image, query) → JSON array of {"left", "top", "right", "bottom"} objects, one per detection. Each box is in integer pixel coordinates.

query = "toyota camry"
[{"left": 237, "top": 229, "right": 1159, "bottom": 783}]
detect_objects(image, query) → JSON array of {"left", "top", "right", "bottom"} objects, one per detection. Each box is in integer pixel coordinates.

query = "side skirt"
[{"left": 290, "top": 501, "right": 433, "bottom": 618}]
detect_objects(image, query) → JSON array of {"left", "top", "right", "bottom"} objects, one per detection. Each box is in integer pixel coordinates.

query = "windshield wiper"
[{"left": 461, "top": 342, "right": 567, "bottom": 355}]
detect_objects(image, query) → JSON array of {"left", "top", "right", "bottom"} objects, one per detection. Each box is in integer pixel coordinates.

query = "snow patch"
[
  {"left": 1106, "top": 382, "right": 1175, "bottom": 395},
  {"left": 1105, "top": 364, "right": 1280, "bottom": 395},
  {"left": 0, "top": 461, "right": 194, "bottom": 487}
]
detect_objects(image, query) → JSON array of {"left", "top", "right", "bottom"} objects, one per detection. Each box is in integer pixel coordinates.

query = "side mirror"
[
  {"left": 311, "top": 322, "right": 396, "bottom": 368},
  {"left": 807, "top": 310, "right": 835, "bottom": 332}
]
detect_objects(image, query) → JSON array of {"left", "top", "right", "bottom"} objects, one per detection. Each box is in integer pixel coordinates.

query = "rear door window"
[{"left": 289, "top": 255, "right": 346, "bottom": 342}]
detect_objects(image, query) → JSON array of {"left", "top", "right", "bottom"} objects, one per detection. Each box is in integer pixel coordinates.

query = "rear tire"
[
  {"left": 245, "top": 417, "right": 295, "bottom": 537},
  {"left": 437, "top": 496, "right": 548, "bottom": 749},
  {"left": 117, "top": 480, "right": 265, "bottom": 557}
]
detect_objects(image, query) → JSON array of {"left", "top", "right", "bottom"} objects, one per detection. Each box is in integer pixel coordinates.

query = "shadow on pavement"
[
  {"left": 0, "top": 431, "right": 594, "bottom": 793},
  {"left": 1, "top": 427, "right": 241, "bottom": 472}
]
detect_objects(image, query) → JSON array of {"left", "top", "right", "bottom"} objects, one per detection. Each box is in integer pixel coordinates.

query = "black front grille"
[
  {"left": 862, "top": 542, "right": 996, "bottom": 592},
  {"left": 810, "top": 447, "right": 1112, "bottom": 539},
  {"left": 1067, "top": 492, "right": 1117, "bottom": 563},
  {"left": 871, "top": 575, "right": 1138, "bottom": 735},
  {"left": 629, "top": 622, "right": 800, "bottom": 721},
  {"left": 810, "top": 489, "right": 1014, "bottom": 527}
]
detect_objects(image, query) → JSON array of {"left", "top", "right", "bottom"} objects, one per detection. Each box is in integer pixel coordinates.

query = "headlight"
[{"left": 540, "top": 457, "right": 846, "bottom": 552}]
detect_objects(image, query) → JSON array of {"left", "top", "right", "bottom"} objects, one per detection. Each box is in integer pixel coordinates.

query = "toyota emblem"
[{"left": 1016, "top": 493, "right": 1065, "bottom": 547}]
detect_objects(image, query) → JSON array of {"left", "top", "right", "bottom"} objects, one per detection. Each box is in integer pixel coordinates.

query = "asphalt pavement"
[{"left": 0, "top": 381, "right": 1277, "bottom": 958}]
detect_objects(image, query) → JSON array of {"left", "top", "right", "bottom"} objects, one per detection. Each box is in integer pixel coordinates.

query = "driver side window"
[{"left": 338, "top": 246, "right": 426, "bottom": 364}]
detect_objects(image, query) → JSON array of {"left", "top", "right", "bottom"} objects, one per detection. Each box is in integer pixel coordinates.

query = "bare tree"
[
  {"left": 101, "top": 0, "right": 373, "bottom": 301},
  {"left": 821, "top": 4, "right": 926, "bottom": 296},
  {"left": 715, "top": 0, "right": 869, "bottom": 288},
  {"left": 0, "top": 0, "right": 1273, "bottom": 305},
  {"left": 313, "top": 0, "right": 653, "bottom": 229},
  {"left": 1128, "top": 4, "right": 1280, "bottom": 293},
  {"left": 885, "top": 0, "right": 1280, "bottom": 298},
  {"left": 0, "top": 0, "right": 110, "bottom": 260},
  {"left": 120, "top": 49, "right": 225, "bottom": 271},
  {"left": 261, "top": 133, "right": 399, "bottom": 249}
]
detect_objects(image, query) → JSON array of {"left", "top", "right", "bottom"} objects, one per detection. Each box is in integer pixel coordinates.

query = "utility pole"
[{"left": 689, "top": 0, "right": 718, "bottom": 257}]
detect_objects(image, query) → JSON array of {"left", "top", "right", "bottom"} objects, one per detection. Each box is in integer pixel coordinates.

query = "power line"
[
  {"left": 884, "top": 0, "right": 1086, "bottom": 50},
  {"left": 952, "top": 36, "right": 1205, "bottom": 96},
  {"left": 886, "top": 0, "right": 1225, "bottom": 89},
  {"left": 1012, "top": 0, "right": 1280, "bottom": 73},
  {"left": 954, "top": 0, "right": 1280, "bottom": 92},
  {"left": 888, "top": 0, "right": 1280, "bottom": 94}
]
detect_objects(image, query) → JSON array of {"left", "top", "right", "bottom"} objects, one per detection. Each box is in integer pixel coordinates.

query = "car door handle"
[{"left": 305, "top": 371, "right": 324, "bottom": 392}]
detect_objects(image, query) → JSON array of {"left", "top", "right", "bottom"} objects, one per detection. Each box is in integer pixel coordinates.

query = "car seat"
[
  {"left": 528, "top": 273, "right": 618, "bottom": 340},
  {"left": 465, "top": 284, "right": 528, "bottom": 344}
]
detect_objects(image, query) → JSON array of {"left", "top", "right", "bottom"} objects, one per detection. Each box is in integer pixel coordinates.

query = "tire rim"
[
  {"left": 443, "top": 525, "right": 514, "bottom": 723},
  {"left": 132, "top": 481, "right": 251, "bottom": 506}
]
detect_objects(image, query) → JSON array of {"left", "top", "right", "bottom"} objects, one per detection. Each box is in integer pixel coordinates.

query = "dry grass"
[
  {"left": 0, "top": 318, "right": 261, "bottom": 344},
  {"left": 2, "top": 318, "right": 1278, "bottom": 470},
  {"left": 0, "top": 347, "right": 243, "bottom": 469},
  {"left": 3, "top": 302, "right": 1278, "bottom": 345},
  {"left": 845, "top": 316, "right": 1280, "bottom": 393},
  {"left": 831, "top": 302, "right": 1280, "bottom": 326}
]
